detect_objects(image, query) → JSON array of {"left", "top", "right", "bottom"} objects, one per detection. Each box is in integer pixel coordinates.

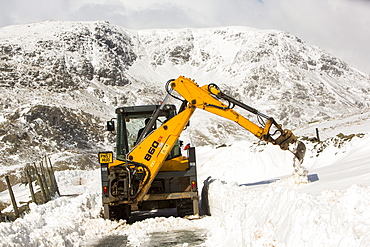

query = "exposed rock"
[{"left": 0, "top": 21, "right": 369, "bottom": 171}]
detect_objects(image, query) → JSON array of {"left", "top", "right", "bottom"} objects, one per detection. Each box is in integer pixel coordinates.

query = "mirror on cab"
[{"left": 107, "top": 120, "right": 115, "bottom": 131}]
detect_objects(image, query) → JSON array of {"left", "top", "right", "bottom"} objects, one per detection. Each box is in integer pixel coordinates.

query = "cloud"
[
  {"left": 8, "top": 0, "right": 69, "bottom": 24},
  {"left": 67, "top": 3, "right": 129, "bottom": 24},
  {"left": 120, "top": 2, "right": 202, "bottom": 29},
  {"left": 0, "top": 0, "right": 369, "bottom": 74},
  {"left": 258, "top": 0, "right": 370, "bottom": 74},
  {"left": 0, "top": 1, "right": 17, "bottom": 27}
]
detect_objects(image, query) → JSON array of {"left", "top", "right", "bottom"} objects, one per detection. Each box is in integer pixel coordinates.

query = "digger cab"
[
  {"left": 102, "top": 103, "right": 199, "bottom": 220},
  {"left": 107, "top": 104, "right": 182, "bottom": 161}
]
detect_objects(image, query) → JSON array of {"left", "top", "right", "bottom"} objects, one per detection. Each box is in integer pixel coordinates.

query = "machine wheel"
[
  {"left": 176, "top": 199, "right": 194, "bottom": 217},
  {"left": 106, "top": 204, "right": 131, "bottom": 221}
]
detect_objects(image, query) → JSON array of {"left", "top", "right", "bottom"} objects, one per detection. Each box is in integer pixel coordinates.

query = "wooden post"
[
  {"left": 25, "top": 165, "right": 37, "bottom": 204},
  {"left": 34, "top": 163, "right": 47, "bottom": 203},
  {"left": 44, "top": 156, "right": 56, "bottom": 196},
  {"left": 315, "top": 128, "right": 321, "bottom": 143},
  {"left": 5, "top": 175, "right": 19, "bottom": 218},
  {"left": 39, "top": 162, "right": 51, "bottom": 201},
  {"left": 48, "top": 157, "right": 60, "bottom": 196}
]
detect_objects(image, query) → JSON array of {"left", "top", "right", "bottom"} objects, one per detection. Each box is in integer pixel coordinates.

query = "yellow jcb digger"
[{"left": 98, "top": 76, "right": 306, "bottom": 221}]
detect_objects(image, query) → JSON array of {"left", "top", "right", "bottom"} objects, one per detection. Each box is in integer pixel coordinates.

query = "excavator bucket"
[
  {"left": 290, "top": 140, "right": 307, "bottom": 173},
  {"left": 274, "top": 129, "right": 307, "bottom": 174},
  {"left": 292, "top": 140, "right": 306, "bottom": 165}
]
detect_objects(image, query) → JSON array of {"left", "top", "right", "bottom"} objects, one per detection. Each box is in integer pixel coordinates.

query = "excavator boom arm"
[
  {"left": 170, "top": 76, "right": 306, "bottom": 168},
  {"left": 128, "top": 76, "right": 306, "bottom": 202},
  {"left": 170, "top": 77, "right": 276, "bottom": 141}
]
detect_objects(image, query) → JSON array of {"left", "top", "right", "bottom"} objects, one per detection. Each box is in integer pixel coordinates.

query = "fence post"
[
  {"left": 44, "top": 156, "right": 56, "bottom": 196},
  {"left": 5, "top": 175, "right": 19, "bottom": 218},
  {"left": 315, "top": 128, "right": 321, "bottom": 143},
  {"left": 25, "top": 164, "right": 37, "bottom": 204},
  {"left": 48, "top": 157, "right": 60, "bottom": 196},
  {"left": 34, "top": 163, "right": 47, "bottom": 203},
  {"left": 39, "top": 162, "right": 51, "bottom": 200}
]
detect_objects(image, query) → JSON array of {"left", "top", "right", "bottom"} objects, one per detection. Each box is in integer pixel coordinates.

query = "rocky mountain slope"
[{"left": 0, "top": 21, "right": 369, "bottom": 177}]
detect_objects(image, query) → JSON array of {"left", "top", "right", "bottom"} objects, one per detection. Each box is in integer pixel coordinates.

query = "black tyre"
[
  {"left": 108, "top": 204, "right": 131, "bottom": 221},
  {"left": 176, "top": 199, "right": 194, "bottom": 217}
]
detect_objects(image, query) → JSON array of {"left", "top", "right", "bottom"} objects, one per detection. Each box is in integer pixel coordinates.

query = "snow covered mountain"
[
  {"left": 0, "top": 20, "right": 369, "bottom": 176},
  {"left": 1, "top": 21, "right": 370, "bottom": 246}
]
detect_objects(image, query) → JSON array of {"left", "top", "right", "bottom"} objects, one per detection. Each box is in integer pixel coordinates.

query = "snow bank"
[
  {"left": 0, "top": 170, "right": 207, "bottom": 246},
  {"left": 0, "top": 191, "right": 102, "bottom": 246},
  {"left": 1, "top": 121, "right": 370, "bottom": 246},
  {"left": 200, "top": 131, "right": 370, "bottom": 246},
  {"left": 206, "top": 179, "right": 370, "bottom": 246}
]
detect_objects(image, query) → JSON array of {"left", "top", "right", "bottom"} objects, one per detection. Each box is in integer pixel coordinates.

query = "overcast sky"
[{"left": 0, "top": 0, "right": 369, "bottom": 74}]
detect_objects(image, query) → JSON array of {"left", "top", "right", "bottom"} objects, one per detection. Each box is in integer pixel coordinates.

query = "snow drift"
[{"left": 1, "top": 113, "right": 370, "bottom": 246}]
